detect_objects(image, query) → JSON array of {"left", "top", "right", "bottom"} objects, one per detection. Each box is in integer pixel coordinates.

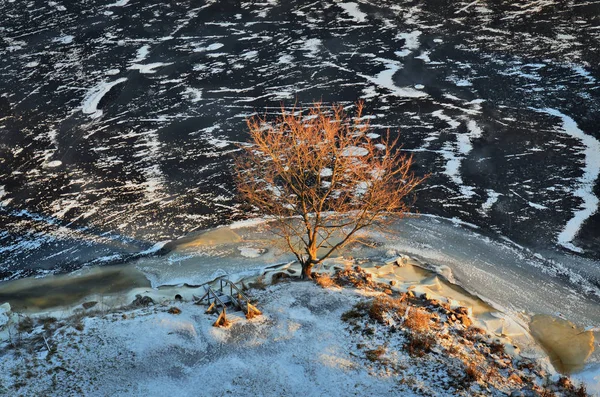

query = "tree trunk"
[{"left": 301, "top": 261, "right": 314, "bottom": 279}]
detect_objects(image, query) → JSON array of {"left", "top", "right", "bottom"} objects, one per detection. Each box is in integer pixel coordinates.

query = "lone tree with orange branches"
[{"left": 235, "top": 102, "right": 426, "bottom": 279}]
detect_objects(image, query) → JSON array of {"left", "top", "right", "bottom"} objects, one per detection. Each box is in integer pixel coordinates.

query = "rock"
[
  {"left": 457, "top": 314, "right": 472, "bottom": 327},
  {"left": 0, "top": 302, "right": 11, "bottom": 329},
  {"left": 168, "top": 307, "right": 181, "bottom": 315},
  {"left": 395, "top": 256, "right": 408, "bottom": 267},
  {"left": 427, "top": 299, "right": 441, "bottom": 307},
  {"left": 383, "top": 289, "right": 392, "bottom": 295},
  {"left": 175, "top": 294, "right": 183, "bottom": 301},
  {"left": 508, "top": 373, "right": 523, "bottom": 384},
  {"left": 420, "top": 292, "right": 430, "bottom": 300},
  {"left": 82, "top": 301, "right": 98, "bottom": 309},
  {"left": 455, "top": 306, "right": 470, "bottom": 316},
  {"left": 132, "top": 295, "right": 154, "bottom": 306},
  {"left": 389, "top": 280, "right": 397, "bottom": 286},
  {"left": 407, "top": 290, "right": 415, "bottom": 298}
]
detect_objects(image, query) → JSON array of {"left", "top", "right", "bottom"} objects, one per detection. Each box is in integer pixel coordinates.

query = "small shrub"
[
  {"left": 333, "top": 266, "right": 374, "bottom": 289},
  {"left": 573, "top": 385, "right": 588, "bottom": 397},
  {"left": 557, "top": 376, "right": 571, "bottom": 388},
  {"left": 489, "top": 341, "right": 505, "bottom": 355}
]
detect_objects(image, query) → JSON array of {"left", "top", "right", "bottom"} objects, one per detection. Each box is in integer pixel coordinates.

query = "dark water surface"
[{"left": 0, "top": 0, "right": 599, "bottom": 280}]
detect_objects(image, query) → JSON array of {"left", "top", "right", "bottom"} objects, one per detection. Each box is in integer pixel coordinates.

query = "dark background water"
[{"left": 0, "top": 0, "right": 599, "bottom": 280}]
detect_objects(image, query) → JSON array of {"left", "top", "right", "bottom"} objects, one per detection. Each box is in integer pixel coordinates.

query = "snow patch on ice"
[
  {"left": 396, "top": 31, "right": 421, "bottom": 52},
  {"left": 572, "top": 364, "right": 600, "bottom": 396},
  {"left": 303, "top": 38, "right": 321, "bottom": 58},
  {"left": 128, "top": 62, "right": 173, "bottom": 74},
  {"left": 106, "top": 0, "right": 129, "bottom": 7},
  {"left": 535, "top": 108, "right": 600, "bottom": 253},
  {"left": 338, "top": 2, "right": 368, "bottom": 23},
  {"left": 481, "top": 190, "right": 501, "bottom": 213},
  {"left": 278, "top": 54, "right": 294, "bottom": 64},
  {"left": 229, "top": 218, "right": 269, "bottom": 229},
  {"left": 53, "top": 35, "right": 74, "bottom": 44},
  {"left": 44, "top": 160, "right": 62, "bottom": 168},
  {"left": 133, "top": 45, "right": 150, "bottom": 63},
  {"left": 183, "top": 87, "right": 202, "bottom": 103},
  {"left": 238, "top": 247, "right": 265, "bottom": 258},
  {"left": 341, "top": 146, "right": 369, "bottom": 157},
  {"left": 81, "top": 78, "right": 127, "bottom": 119},
  {"left": 138, "top": 241, "right": 170, "bottom": 256},
  {"left": 358, "top": 59, "right": 428, "bottom": 99}
]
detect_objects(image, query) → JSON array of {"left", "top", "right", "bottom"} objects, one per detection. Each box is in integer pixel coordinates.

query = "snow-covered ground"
[{"left": 0, "top": 263, "right": 596, "bottom": 396}]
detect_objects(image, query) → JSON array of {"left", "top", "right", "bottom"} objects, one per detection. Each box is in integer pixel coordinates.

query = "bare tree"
[{"left": 234, "top": 102, "right": 426, "bottom": 279}]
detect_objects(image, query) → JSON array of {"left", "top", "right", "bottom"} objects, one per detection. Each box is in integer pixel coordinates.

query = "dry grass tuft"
[
  {"left": 168, "top": 307, "right": 182, "bottom": 315},
  {"left": 464, "top": 361, "right": 483, "bottom": 383},
  {"left": 365, "top": 345, "right": 386, "bottom": 362},
  {"left": 17, "top": 316, "right": 34, "bottom": 334},
  {"left": 341, "top": 301, "right": 369, "bottom": 323},
  {"left": 406, "top": 333, "right": 436, "bottom": 357},
  {"left": 405, "top": 308, "right": 432, "bottom": 333},
  {"left": 461, "top": 326, "right": 486, "bottom": 341},
  {"left": 368, "top": 295, "right": 406, "bottom": 324},
  {"left": 507, "top": 372, "right": 523, "bottom": 384},
  {"left": 314, "top": 273, "right": 335, "bottom": 289},
  {"left": 540, "top": 389, "right": 557, "bottom": 397},
  {"left": 489, "top": 340, "right": 505, "bottom": 356}
]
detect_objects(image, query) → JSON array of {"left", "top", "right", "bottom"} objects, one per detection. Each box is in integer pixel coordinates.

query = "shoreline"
[{"left": 0, "top": 217, "right": 598, "bottom": 393}]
